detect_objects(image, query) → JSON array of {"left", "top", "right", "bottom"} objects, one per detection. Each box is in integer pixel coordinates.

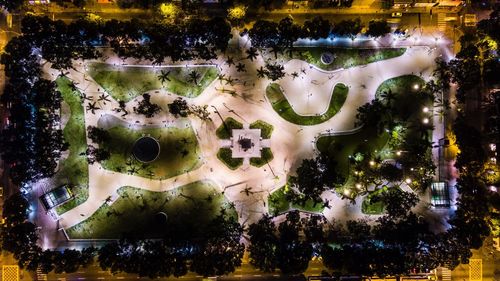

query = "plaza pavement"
[{"left": 44, "top": 32, "right": 447, "bottom": 232}]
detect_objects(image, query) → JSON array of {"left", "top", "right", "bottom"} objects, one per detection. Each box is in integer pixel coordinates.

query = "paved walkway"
[{"left": 48, "top": 33, "right": 447, "bottom": 230}]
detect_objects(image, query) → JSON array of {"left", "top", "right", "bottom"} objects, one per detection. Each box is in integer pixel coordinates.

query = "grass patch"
[
  {"left": 54, "top": 77, "right": 89, "bottom": 215},
  {"left": 217, "top": 148, "right": 243, "bottom": 170},
  {"left": 282, "top": 47, "right": 406, "bottom": 71},
  {"left": 375, "top": 75, "right": 432, "bottom": 143},
  {"left": 268, "top": 186, "right": 324, "bottom": 216},
  {"left": 88, "top": 63, "right": 218, "bottom": 102},
  {"left": 266, "top": 83, "right": 348, "bottom": 126},
  {"left": 250, "top": 148, "right": 274, "bottom": 168},
  {"left": 66, "top": 181, "right": 235, "bottom": 239},
  {"left": 100, "top": 125, "right": 201, "bottom": 180},
  {"left": 249, "top": 120, "right": 274, "bottom": 139},
  {"left": 215, "top": 117, "right": 243, "bottom": 139},
  {"left": 316, "top": 127, "right": 390, "bottom": 179}
]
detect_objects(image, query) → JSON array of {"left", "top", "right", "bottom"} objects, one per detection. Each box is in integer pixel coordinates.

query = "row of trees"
[
  {"left": 1, "top": 192, "right": 245, "bottom": 277},
  {"left": 1, "top": 193, "right": 97, "bottom": 273},
  {"left": 248, "top": 17, "right": 390, "bottom": 50},
  {"left": 248, "top": 189, "right": 464, "bottom": 277},
  {"left": 0, "top": 36, "right": 67, "bottom": 185},
  {"left": 20, "top": 14, "right": 232, "bottom": 69}
]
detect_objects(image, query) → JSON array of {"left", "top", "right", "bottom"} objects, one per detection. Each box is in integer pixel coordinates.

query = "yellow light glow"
[{"left": 160, "top": 3, "right": 179, "bottom": 19}]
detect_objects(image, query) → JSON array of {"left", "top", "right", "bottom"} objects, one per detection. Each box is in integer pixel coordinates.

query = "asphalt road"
[{"left": 37, "top": 260, "right": 326, "bottom": 281}]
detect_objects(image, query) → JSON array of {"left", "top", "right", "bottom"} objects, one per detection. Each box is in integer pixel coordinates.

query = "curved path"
[{"left": 48, "top": 37, "right": 442, "bottom": 229}]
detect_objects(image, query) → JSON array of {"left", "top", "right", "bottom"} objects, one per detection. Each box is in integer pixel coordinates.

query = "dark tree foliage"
[
  {"left": 168, "top": 98, "right": 190, "bottom": 118},
  {"left": 376, "top": 188, "right": 419, "bottom": 219},
  {"left": 277, "top": 17, "right": 303, "bottom": 51},
  {"left": 134, "top": 94, "right": 162, "bottom": 118},
  {"left": 248, "top": 215, "right": 279, "bottom": 272},
  {"left": 2, "top": 192, "right": 30, "bottom": 224},
  {"left": 191, "top": 214, "right": 245, "bottom": 276},
  {"left": 277, "top": 211, "right": 312, "bottom": 275},
  {"left": 292, "top": 155, "right": 342, "bottom": 204},
  {"left": 477, "top": 6, "right": 500, "bottom": 43},
  {"left": 0, "top": 0, "right": 24, "bottom": 11},
  {"left": 302, "top": 16, "right": 331, "bottom": 40},
  {"left": 263, "top": 62, "right": 286, "bottom": 81},
  {"left": 378, "top": 163, "right": 403, "bottom": 182},
  {"left": 248, "top": 20, "right": 281, "bottom": 49},
  {"left": 87, "top": 126, "right": 110, "bottom": 144},
  {"left": 86, "top": 145, "right": 111, "bottom": 164},
  {"left": 365, "top": 20, "right": 391, "bottom": 38},
  {"left": 332, "top": 18, "right": 362, "bottom": 38}
]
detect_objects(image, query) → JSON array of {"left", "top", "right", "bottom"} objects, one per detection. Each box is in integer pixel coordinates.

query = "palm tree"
[
  {"left": 245, "top": 47, "right": 259, "bottom": 61},
  {"left": 256, "top": 67, "right": 266, "bottom": 78},
  {"left": 188, "top": 70, "right": 201, "bottom": 85},
  {"left": 225, "top": 76, "right": 235, "bottom": 86},
  {"left": 379, "top": 89, "right": 396, "bottom": 106},
  {"left": 226, "top": 56, "right": 235, "bottom": 66},
  {"left": 236, "top": 62, "right": 246, "bottom": 72},
  {"left": 241, "top": 186, "right": 254, "bottom": 196},
  {"left": 98, "top": 93, "right": 111, "bottom": 105},
  {"left": 218, "top": 73, "right": 227, "bottom": 84},
  {"left": 291, "top": 71, "right": 299, "bottom": 79},
  {"left": 85, "top": 102, "right": 100, "bottom": 114},
  {"left": 158, "top": 70, "right": 171, "bottom": 85}
]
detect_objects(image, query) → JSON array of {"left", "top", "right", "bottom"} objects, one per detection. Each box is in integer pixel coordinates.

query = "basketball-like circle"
[
  {"left": 132, "top": 136, "right": 160, "bottom": 163},
  {"left": 320, "top": 52, "right": 334, "bottom": 65}
]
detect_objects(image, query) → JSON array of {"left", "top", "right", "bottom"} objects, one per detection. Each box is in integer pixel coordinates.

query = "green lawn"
[
  {"left": 249, "top": 120, "right": 274, "bottom": 139},
  {"left": 54, "top": 77, "right": 89, "bottom": 215},
  {"left": 375, "top": 75, "right": 429, "bottom": 123},
  {"left": 316, "top": 128, "right": 390, "bottom": 179},
  {"left": 66, "top": 181, "right": 235, "bottom": 239},
  {"left": 266, "top": 83, "right": 348, "bottom": 126},
  {"left": 268, "top": 186, "right": 325, "bottom": 216},
  {"left": 215, "top": 117, "right": 243, "bottom": 139},
  {"left": 217, "top": 148, "right": 243, "bottom": 170},
  {"left": 250, "top": 148, "right": 274, "bottom": 168},
  {"left": 375, "top": 75, "right": 432, "bottom": 146},
  {"left": 88, "top": 63, "right": 219, "bottom": 102},
  {"left": 274, "top": 47, "right": 406, "bottom": 71},
  {"left": 361, "top": 198, "right": 385, "bottom": 215},
  {"left": 100, "top": 125, "right": 201, "bottom": 180}
]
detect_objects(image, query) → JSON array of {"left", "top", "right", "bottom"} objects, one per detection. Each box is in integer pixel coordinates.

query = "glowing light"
[
  {"left": 344, "top": 189, "right": 350, "bottom": 196},
  {"left": 159, "top": 3, "right": 179, "bottom": 20},
  {"left": 413, "top": 84, "right": 420, "bottom": 90},
  {"left": 422, "top": 107, "right": 429, "bottom": 113},
  {"left": 355, "top": 183, "right": 362, "bottom": 189},
  {"left": 369, "top": 160, "right": 375, "bottom": 166},
  {"left": 405, "top": 178, "right": 412, "bottom": 184},
  {"left": 423, "top": 118, "right": 429, "bottom": 124},
  {"left": 396, "top": 151, "right": 402, "bottom": 156},
  {"left": 228, "top": 5, "right": 247, "bottom": 21}
]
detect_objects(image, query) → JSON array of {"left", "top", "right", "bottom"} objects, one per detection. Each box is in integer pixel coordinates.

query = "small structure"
[
  {"left": 132, "top": 136, "right": 161, "bottom": 163},
  {"left": 431, "top": 182, "right": 450, "bottom": 208},
  {"left": 231, "top": 129, "right": 262, "bottom": 158},
  {"left": 40, "top": 185, "right": 73, "bottom": 211}
]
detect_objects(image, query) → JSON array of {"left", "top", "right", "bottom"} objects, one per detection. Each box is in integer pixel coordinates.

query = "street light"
[
  {"left": 422, "top": 106, "right": 429, "bottom": 113},
  {"left": 405, "top": 178, "right": 412, "bottom": 184},
  {"left": 422, "top": 117, "right": 430, "bottom": 124}
]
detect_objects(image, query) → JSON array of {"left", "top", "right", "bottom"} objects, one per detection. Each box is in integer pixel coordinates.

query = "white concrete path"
[{"left": 45, "top": 33, "right": 446, "bottom": 230}]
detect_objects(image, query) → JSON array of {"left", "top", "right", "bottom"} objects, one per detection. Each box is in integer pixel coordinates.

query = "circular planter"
[{"left": 132, "top": 136, "right": 160, "bottom": 163}]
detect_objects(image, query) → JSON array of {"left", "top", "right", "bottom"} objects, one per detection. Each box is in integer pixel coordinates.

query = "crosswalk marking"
[
  {"left": 437, "top": 13, "right": 447, "bottom": 32},
  {"left": 2, "top": 266, "right": 19, "bottom": 281},
  {"left": 469, "top": 259, "right": 482, "bottom": 281},
  {"left": 441, "top": 267, "right": 452, "bottom": 281}
]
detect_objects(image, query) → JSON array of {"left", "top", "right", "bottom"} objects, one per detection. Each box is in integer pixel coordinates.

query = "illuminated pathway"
[{"left": 50, "top": 35, "right": 445, "bottom": 230}]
